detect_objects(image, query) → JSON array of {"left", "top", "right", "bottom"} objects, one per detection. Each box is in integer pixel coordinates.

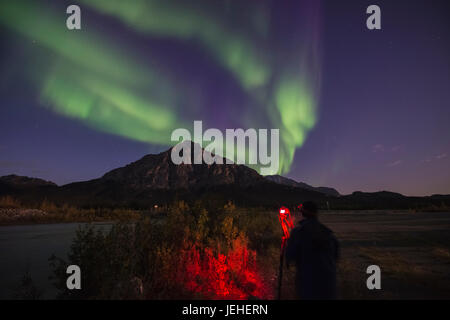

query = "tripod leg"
[{"left": 277, "top": 238, "right": 286, "bottom": 300}]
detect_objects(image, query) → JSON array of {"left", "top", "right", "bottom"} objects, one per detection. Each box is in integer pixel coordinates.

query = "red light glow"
[
  {"left": 278, "top": 206, "right": 294, "bottom": 240},
  {"left": 175, "top": 238, "right": 272, "bottom": 299}
]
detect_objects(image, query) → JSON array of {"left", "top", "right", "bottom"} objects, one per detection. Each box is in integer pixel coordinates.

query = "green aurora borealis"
[{"left": 0, "top": 0, "right": 322, "bottom": 175}]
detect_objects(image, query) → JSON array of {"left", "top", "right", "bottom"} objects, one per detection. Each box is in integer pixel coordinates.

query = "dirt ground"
[{"left": 279, "top": 211, "right": 450, "bottom": 300}]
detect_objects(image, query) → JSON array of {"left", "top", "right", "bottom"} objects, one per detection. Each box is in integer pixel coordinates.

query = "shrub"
[{"left": 50, "top": 202, "right": 273, "bottom": 299}]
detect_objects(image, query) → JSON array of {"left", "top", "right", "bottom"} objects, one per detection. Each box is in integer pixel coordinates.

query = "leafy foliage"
[{"left": 50, "top": 201, "right": 276, "bottom": 299}]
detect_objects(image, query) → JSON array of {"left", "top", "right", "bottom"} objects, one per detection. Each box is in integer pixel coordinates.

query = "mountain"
[
  {"left": 265, "top": 175, "right": 340, "bottom": 197},
  {"left": 101, "top": 141, "right": 265, "bottom": 190},
  {"left": 0, "top": 142, "right": 325, "bottom": 207},
  {"left": 0, "top": 174, "right": 56, "bottom": 187},
  {"left": 1, "top": 143, "right": 449, "bottom": 210},
  {"left": 0, "top": 174, "right": 56, "bottom": 194}
]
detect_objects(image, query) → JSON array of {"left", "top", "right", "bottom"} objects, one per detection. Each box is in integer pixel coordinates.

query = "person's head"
[{"left": 299, "top": 201, "right": 319, "bottom": 219}]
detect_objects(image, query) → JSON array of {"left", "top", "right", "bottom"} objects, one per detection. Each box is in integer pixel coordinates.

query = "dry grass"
[
  {"left": 0, "top": 195, "right": 21, "bottom": 208},
  {"left": 0, "top": 197, "right": 143, "bottom": 225},
  {"left": 303, "top": 211, "right": 450, "bottom": 299},
  {"left": 432, "top": 247, "right": 450, "bottom": 262}
]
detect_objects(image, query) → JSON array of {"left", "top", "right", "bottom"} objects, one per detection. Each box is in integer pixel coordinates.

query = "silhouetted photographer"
[{"left": 286, "top": 201, "right": 340, "bottom": 300}]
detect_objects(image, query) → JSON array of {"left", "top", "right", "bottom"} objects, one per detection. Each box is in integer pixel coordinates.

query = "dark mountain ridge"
[
  {"left": 101, "top": 144, "right": 265, "bottom": 191},
  {"left": 1, "top": 143, "right": 449, "bottom": 210},
  {"left": 0, "top": 174, "right": 56, "bottom": 188},
  {"left": 265, "top": 175, "right": 340, "bottom": 197}
]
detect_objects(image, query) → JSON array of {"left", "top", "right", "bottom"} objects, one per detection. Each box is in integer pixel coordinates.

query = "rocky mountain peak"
[{"left": 101, "top": 141, "right": 264, "bottom": 190}]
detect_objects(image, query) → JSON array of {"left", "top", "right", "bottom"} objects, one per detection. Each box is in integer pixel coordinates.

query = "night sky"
[{"left": 0, "top": 0, "right": 449, "bottom": 196}]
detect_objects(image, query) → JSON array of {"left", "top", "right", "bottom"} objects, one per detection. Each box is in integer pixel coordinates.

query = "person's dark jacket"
[{"left": 285, "top": 217, "right": 340, "bottom": 299}]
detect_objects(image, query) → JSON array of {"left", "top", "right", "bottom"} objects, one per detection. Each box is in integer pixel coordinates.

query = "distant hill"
[
  {"left": 265, "top": 175, "right": 340, "bottom": 197},
  {"left": 0, "top": 174, "right": 56, "bottom": 195},
  {"left": 330, "top": 190, "right": 450, "bottom": 210},
  {"left": 0, "top": 174, "right": 56, "bottom": 188}
]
